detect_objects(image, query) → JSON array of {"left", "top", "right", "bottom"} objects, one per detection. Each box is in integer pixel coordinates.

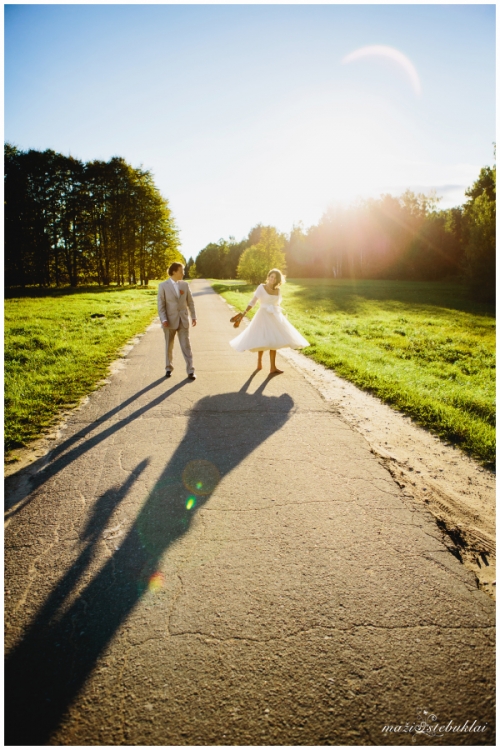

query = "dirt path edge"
[{"left": 224, "top": 298, "right": 496, "bottom": 600}]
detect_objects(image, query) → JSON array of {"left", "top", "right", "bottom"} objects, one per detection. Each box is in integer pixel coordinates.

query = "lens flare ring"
[
  {"left": 148, "top": 571, "right": 165, "bottom": 593},
  {"left": 182, "top": 460, "right": 220, "bottom": 496},
  {"left": 342, "top": 44, "right": 422, "bottom": 97}
]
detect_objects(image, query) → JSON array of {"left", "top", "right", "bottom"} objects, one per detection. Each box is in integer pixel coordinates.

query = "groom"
[{"left": 157, "top": 262, "right": 197, "bottom": 380}]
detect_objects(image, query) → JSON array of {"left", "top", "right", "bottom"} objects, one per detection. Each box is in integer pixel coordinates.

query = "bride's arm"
[{"left": 242, "top": 285, "right": 261, "bottom": 317}]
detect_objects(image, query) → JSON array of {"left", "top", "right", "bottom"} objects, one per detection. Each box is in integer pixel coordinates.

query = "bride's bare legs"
[
  {"left": 257, "top": 351, "right": 263, "bottom": 370},
  {"left": 270, "top": 350, "right": 283, "bottom": 374}
]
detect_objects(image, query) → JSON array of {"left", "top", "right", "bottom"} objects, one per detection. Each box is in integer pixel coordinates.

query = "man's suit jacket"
[{"left": 157, "top": 279, "right": 196, "bottom": 329}]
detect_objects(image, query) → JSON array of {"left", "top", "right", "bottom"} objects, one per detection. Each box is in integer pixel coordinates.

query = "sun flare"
[{"left": 342, "top": 45, "right": 422, "bottom": 97}]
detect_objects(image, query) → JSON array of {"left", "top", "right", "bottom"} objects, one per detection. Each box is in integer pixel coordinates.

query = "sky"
[{"left": 4, "top": 3, "right": 496, "bottom": 260}]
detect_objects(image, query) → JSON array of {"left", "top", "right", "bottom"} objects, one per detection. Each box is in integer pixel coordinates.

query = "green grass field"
[
  {"left": 212, "top": 279, "right": 495, "bottom": 466},
  {"left": 5, "top": 284, "right": 159, "bottom": 458}
]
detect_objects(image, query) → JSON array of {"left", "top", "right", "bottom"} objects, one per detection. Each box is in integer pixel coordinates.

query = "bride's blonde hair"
[{"left": 267, "top": 268, "right": 285, "bottom": 288}]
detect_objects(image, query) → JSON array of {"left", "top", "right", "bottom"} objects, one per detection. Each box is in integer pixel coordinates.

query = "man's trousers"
[{"left": 163, "top": 325, "right": 195, "bottom": 375}]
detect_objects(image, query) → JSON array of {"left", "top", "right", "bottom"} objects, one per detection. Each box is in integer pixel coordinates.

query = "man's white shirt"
[{"left": 168, "top": 277, "right": 180, "bottom": 298}]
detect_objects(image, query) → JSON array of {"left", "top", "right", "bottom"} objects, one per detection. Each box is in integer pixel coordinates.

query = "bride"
[{"left": 229, "top": 269, "right": 309, "bottom": 374}]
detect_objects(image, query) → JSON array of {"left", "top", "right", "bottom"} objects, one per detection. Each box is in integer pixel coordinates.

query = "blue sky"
[{"left": 5, "top": 4, "right": 496, "bottom": 260}]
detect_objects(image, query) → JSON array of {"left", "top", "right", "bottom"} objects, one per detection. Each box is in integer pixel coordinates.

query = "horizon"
[{"left": 5, "top": 4, "right": 496, "bottom": 258}]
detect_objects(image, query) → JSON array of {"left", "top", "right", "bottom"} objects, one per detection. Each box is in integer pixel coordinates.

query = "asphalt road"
[{"left": 4, "top": 279, "right": 495, "bottom": 746}]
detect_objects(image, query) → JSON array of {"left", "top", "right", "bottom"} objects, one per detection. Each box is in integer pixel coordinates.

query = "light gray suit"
[{"left": 157, "top": 278, "right": 197, "bottom": 374}]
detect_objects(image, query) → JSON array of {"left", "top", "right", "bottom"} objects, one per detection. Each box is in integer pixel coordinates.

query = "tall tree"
[
  {"left": 461, "top": 163, "right": 496, "bottom": 301},
  {"left": 4, "top": 145, "right": 182, "bottom": 287},
  {"left": 237, "top": 226, "right": 286, "bottom": 284}
]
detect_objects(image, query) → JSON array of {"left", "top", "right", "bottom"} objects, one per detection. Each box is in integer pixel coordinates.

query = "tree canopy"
[
  {"left": 193, "top": 159, "right": 495, "bottom": 301},
  {"left": 195, "top": 236, "right": 250, "bottom": 280},
  {"left": 461, "top": 163, "right": 496, "bottom": 301},
  {"left": 4, "top": 145, "right": 183, "bottom": 287},
  {"left": 237, "top": 226, "right": 286, "bottom": 284}
]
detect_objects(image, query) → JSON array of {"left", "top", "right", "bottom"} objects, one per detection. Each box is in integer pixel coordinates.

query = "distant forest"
[
  {"left": 4, "top": 144, "right": 183, "bottom": 288},
  {"left": 4, "top": 144, "right": 495, "bottom": 301},
  {"left": 193, "top": 160, "right": 496, "bottom": 302}
]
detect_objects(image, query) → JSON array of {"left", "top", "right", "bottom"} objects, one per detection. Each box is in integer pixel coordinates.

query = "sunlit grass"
[
  {"left": 5, "top": 283, "right": 160, "bottom": 456},
  {"left": 212, "top": 278, "right": 495, "bottom": 465}
]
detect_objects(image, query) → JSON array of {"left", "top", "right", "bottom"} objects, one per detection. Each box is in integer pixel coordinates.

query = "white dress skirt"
[{"left": 230, "top": 284, "right": 310, "bottom": 352}]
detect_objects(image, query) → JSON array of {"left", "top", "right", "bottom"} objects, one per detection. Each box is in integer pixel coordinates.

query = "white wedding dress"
[{"left": 229, "top": 284, "right": 310, "bottom": 352}]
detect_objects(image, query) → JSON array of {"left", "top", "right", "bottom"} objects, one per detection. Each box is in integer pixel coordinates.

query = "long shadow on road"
[
  {"left": 5, "top": 377, "right": 179, "bottom": 520},
  {"left": 5, "top": 374, "right": 293, "bottom": 745}
]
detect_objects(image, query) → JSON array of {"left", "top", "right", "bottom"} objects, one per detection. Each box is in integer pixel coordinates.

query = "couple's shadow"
[{"left": 5, "top": 372, "right": 294, "bottom": 745}]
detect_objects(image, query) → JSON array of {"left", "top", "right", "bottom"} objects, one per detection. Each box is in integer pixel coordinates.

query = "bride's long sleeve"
[{"left": 247, "top": 284, "right": 262, "bottom": 309}]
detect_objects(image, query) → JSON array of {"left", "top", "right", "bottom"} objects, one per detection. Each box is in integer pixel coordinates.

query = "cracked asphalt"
[{"left": 4, "top": 279, "right": 495, "bottom": 746}]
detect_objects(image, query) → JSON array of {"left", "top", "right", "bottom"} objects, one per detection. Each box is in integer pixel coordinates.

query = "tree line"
[
  {"left": 4, "top": 144, "right": 184, "bottom": 288},
  {"left": 193, "top": 160, "right": 495, "bottom": 301},
  {"left": 192, "top": 225, "right": 287, "bottom": 285}
]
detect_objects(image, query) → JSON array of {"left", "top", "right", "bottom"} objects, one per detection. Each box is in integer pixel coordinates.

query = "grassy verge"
[
  {"left": 5, "top": 283, "right": 160, "bottom": 458},
  {"left": 212, "top": 279, "right": 495, "bottom": 466}
]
